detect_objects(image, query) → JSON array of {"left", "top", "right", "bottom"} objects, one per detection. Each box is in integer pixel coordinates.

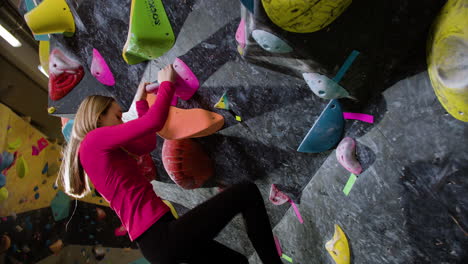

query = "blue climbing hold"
[
  {"left": 297, "top": 100, "right": 344, "bottom": 153},
  {"left": 303, "top": 73, "right": 350, "bottom": 99},
  {"left": 0, "top": 173, "right": 6, "bottom": 188},
  {"left": 34, "top": 193, "right": 40, "bottom": 199},
  {"left": 50, "top": 190, "right": 70, "bottom": 221},
  {"left": 240, "top": 0, "right": 254, "bottom": 13},
  {"left": 252, "top": 30, "right": 293, "bottom": 53},
  {"left": 42, "top": 162, "right": 48, "bottom": 175},
  {"left": 62, "top": 119, "right": 74, "bottom": 143},
  {"left": 34, "top": 186, "right": 39, "bottom": 192}
]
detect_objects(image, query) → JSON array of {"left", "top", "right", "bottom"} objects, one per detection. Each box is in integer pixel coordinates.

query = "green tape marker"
[
  {"left": 343, "top": 173, "right": 357, "bottom": 196},
  {"left": 281, "top": 253, "right": 293, "bottom": 263}
]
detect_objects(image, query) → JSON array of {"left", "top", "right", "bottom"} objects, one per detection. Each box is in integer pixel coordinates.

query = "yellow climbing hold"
[
  {"left": 325, "top": 224, "right": 350, "bottom": 264},
  {"left": 16, "top": 156, "right": 29, "bottom": 179},
  {"left": 48, "top": 107, "right": 56, "bottom": 114},
  {"left": 261, "top": 0, "right": 352, "bottom": 33},
  {"left": 162, "top": 200, "right": 179, "bottom": 219},
  {"left": 235, "top": 116, "right": 242, "bottom": 122},
  {"left": 7, "top": 138, "right": 22, "bottom": 151},
  {"left": 427, "top": 0, "right": 468, "bottom": 122},
  {"left": 24, "top": 0, "right": 75, "bottom": 36},
  {"left": 39, "top": 41, "right": 50, "bottom": 74},
  {"left": 214, "top": 92, "right": 230, "bottom": 110},
  {"left": 237, "top": 45, "right": 244, "bottom": 56},
  {"left": 0, "top": 187, "right": 8, "bottom": 202}
]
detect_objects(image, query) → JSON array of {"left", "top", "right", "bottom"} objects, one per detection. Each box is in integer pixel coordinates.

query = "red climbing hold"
[
  {"left": 48, "top": 49, "right": 84, "bottom": 101},
  {"left": 162, "top": 139, "right": 213, "bottom": 189}
]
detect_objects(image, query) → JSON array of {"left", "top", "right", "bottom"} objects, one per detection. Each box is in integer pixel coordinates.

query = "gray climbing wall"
[{"left": 16, "top": 0, "right": 468, "bottom": 263}]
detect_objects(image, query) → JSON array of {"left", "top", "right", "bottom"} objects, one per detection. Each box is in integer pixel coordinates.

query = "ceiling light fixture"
[{"left": 0, "top": 24, "right": 22, "bottom": 48}]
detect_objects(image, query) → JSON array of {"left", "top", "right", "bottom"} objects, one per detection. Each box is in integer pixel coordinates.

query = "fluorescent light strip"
[{"left": 0, "top": 24, "right": 22, "bottom": 47}]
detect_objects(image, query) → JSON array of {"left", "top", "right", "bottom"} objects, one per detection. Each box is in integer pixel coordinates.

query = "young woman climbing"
[{"left": 57, "top": 64, "right": 282, "bottom": 264}]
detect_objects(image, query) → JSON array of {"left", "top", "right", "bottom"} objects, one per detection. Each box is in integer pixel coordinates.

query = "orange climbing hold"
[
  {"left": 147, "top": 94, "right": 224, "bottom": 140},
  {"left": 49, "top": 239, "right": 64, "bottom": 254}
]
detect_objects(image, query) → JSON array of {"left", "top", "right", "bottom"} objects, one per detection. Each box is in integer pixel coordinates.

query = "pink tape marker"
[
  {"left": 289, "top": 200, "right": 304, "bottom": 224},
  {"left": 343, "top": 112, "right": 374, "bottom": 123},
  {"left": 274, "top": 236, "right": 282, "bottom": 256},
  {"left": 173, "top": 58, "right": 200, "bottom": 101},
  {"left": 91, "top": 48, "right": 116, "bottom": 86},
  {"left": 235, "top": 19, "right": 246, "bottom": 48}
]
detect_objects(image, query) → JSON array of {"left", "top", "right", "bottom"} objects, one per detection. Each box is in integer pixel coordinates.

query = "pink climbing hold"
[
  {"left": 235, "top": 19, "right": 246, "bottom": 49},
  {"left": 173, "top": 58, "right": 199, "bottom": 101},
  {"left": 91, "top": 48, "right": 115, "bottom": 86},
  {"left": 269, "top": 184, "right": 289, "bottom": 205},
  {"left": 114, "top": 225, "right": 127, "bottom": 237},
  {"left": 32, "top": 146, "right": 39, "bottom": 156},
  {"left": 37, "top": 138, "right": 48, "bottom": 151},
  {"left": 336, "top": 137, "right": 363, "bottom": 175}
]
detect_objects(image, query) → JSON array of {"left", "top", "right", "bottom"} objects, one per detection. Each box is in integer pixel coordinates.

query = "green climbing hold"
[
  {"left": 122, "top": 0, "right": 175, "bottom": 64},
  {"left": 16, "top": 156, "right": 28, "bottom": 178}
]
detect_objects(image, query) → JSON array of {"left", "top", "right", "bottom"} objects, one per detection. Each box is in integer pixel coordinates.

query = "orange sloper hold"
[{"left": 147, "top": 93, "right": 224, "bottom": 140}]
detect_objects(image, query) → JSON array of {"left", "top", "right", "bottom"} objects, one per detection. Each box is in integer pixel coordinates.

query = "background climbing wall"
[{"left": 10, "top": 0, "right": 468, "bottom": 263}]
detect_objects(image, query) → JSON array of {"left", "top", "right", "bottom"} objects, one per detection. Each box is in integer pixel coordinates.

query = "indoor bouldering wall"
[{"left": 13, "top": 0, "right": 468, "bottom": 263}]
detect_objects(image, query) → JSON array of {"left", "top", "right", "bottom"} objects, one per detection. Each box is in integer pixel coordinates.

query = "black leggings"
[{"left": 136, "top": 182, "right": 282, "bottom": 264}]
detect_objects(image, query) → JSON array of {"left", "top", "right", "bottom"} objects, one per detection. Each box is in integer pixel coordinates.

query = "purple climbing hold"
[
  {"left": 91, "top": 48, "right": 115, "bottom": 86},
  {"left": 336, "top": 137, "right": 362, "bottom": 175}
]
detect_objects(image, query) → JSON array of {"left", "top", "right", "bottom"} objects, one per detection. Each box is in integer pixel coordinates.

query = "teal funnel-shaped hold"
[
  {"left": 240, "top": 0, "right": 254, "bottom": 13},
  {"left": 297, "top": 100, "right": 344, "bottom": 153},
  {"left": 62, "top": 119, "right": 74, "bottom": 143},
  {"left": 303, "top": 73, "right": 350, "bottom": 99},
  {"left": 252, "top": 30, "right": 293, "bottom": 53}
]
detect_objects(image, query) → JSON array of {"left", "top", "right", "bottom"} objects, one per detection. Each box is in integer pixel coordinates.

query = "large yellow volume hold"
[
  {"left": 427, "top": 0, "right": 468, "bottom": 122},
  {"left": 24, "top": 0, "right": 75, "bottom": 36},
  {"left": 261, "top": 0, "right": 352, "bottom": 33}
]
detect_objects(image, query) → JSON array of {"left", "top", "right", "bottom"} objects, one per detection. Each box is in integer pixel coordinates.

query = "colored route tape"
[
  {"left": 332, "top": 50, "right": 360, "bottom": 83},
  {"left": 343, "top": 112, "right": 374, "bottom": 123},
  {"left": 343, "top": 173, "right": 357, "bottom": 196},
  {"left": 289, "top": 200, "right": 304, "bottom": 224},
  {"left": 274, "top": 236, "right": 282, "bottom": 256},
  {"left": 282, "top": 253, "right": 293, "bottom": 263}
]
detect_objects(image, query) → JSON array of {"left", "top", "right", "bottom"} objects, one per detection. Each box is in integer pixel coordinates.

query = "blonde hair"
[{"left": 57, "top": 95, "right": 115, "bottom": 198}]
